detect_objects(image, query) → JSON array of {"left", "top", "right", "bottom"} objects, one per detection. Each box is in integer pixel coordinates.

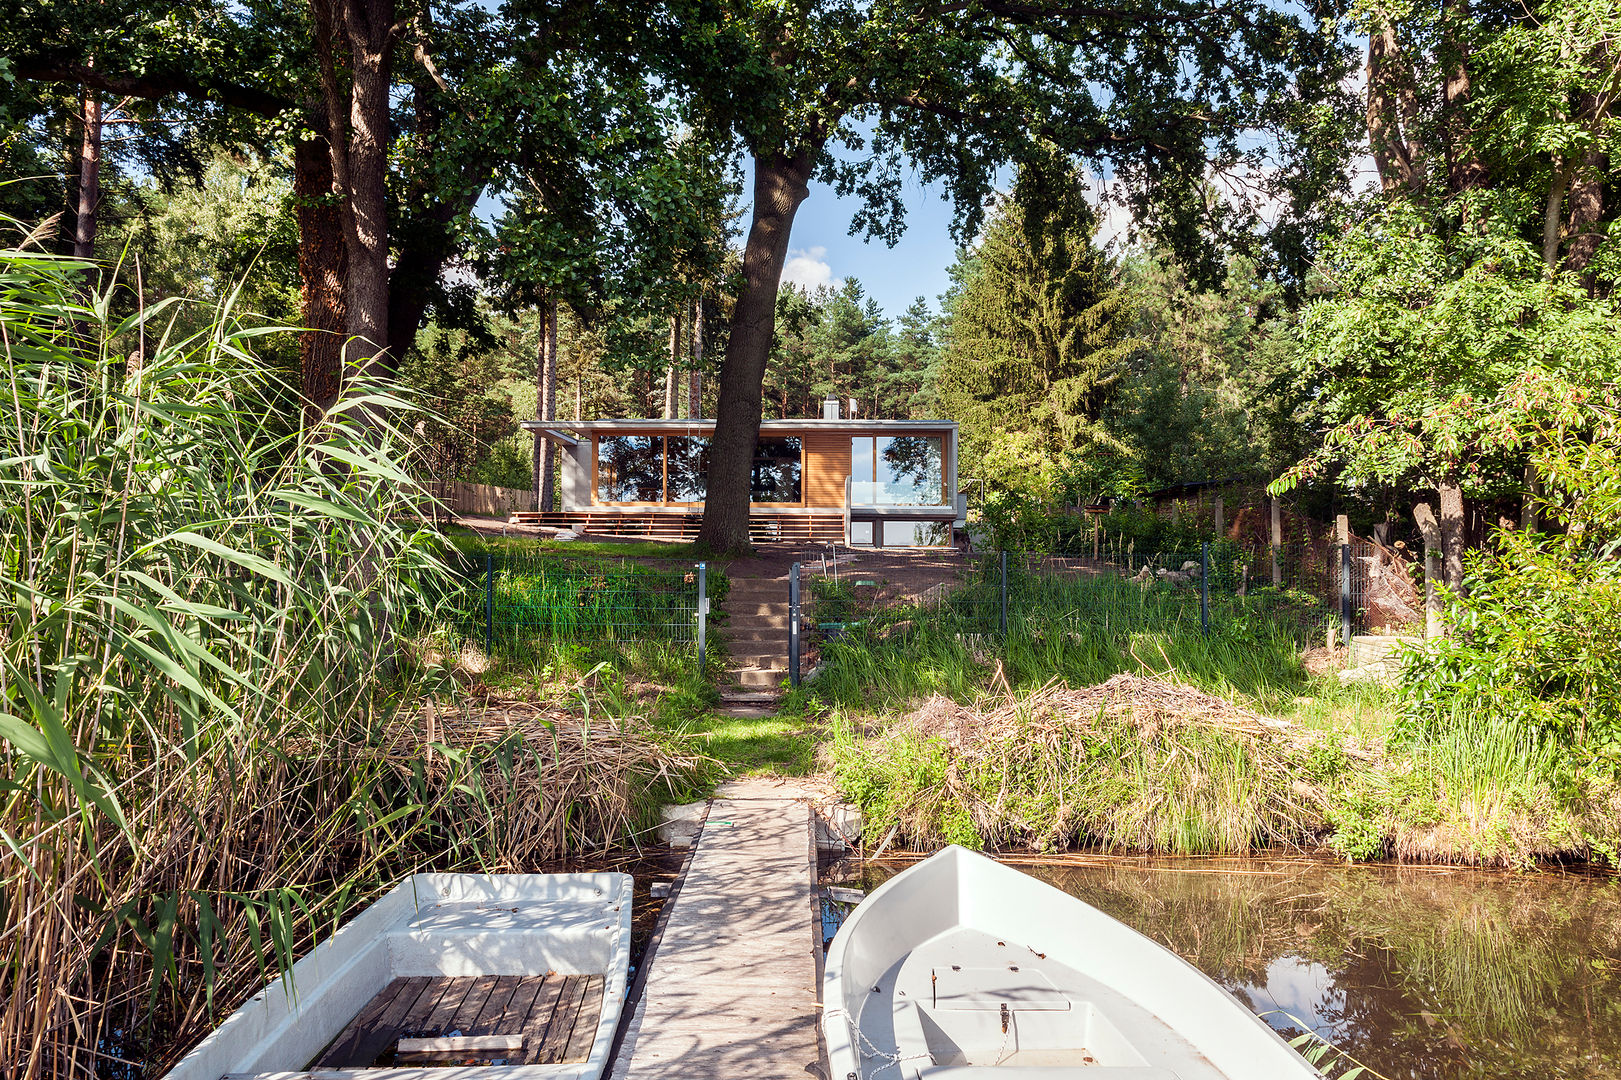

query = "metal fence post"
[
  {"left": 788, "top": 562, "right": 801, "bottom": 687},
  {"left": 696, "top": 561, "right": 708, "bottom": 675},
  {"left": 484, "top": 553, "right": 494, "bottom": 657},
  {"left": 999, "top": 551, "right": 1009, "bottom": 635},
  {"left": 1200, "top": 542, "right": 1210, "bottom": 636},
  {"left": 1340, "top": 540, "right": 1353, "bottom": 647}
]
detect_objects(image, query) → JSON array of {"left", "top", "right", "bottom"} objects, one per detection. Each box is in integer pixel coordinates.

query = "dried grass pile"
[
  {"left": 381, "top": 695, "right": 714, "bottom": 868},
  {"left": 841, "top": 675, "right": 1332, "bottom": 855},
  {"left": 906, "top": 673, "right": 1303, "bottom": 746}
]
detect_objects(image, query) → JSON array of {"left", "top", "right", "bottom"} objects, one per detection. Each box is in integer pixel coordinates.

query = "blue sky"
[{"left": 741, "top": 158, "right": 967, "bottom": 322}]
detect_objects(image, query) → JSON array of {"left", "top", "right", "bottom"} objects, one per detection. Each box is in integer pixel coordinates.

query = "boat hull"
[
  {"left": 165, "top": 873, "right": 631, "bottom": 1080},
  {"left": 822, "top": 847, "right": 1319, "bottom": 1079}
]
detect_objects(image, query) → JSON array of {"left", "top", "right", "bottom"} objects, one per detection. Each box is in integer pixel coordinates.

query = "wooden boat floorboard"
[{"left": 311, "top": 973, "right": 604, "bottom": 1068}]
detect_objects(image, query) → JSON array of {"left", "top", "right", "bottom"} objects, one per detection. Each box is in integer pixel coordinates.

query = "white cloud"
[{"left": 780, "top": 246, "right": 843, "bottom": 292}]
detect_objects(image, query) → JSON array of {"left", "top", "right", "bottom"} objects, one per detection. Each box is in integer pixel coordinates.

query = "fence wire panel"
[
  {"left": 792, "top": 543, "right": 1341, "bottom": 674},
  {"left": 475, "top": 554, "right": 701, "bottom": 645}
]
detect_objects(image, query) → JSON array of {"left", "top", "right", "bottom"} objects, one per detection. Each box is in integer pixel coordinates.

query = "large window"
[
  {"left": 595, "top": 433, "right": 802, "bottom": 504},
  {"left": 597, "top": 435, "right": 663, "bottom": 502},
  {"left": 851, "top": 435, "right": 944, "bottom": 506},
  {"left": 666, "top": 435, "right": 708, "bottom": 502},
  {"left": 751, "top": 437, "right": 802, "bottom": 503}
]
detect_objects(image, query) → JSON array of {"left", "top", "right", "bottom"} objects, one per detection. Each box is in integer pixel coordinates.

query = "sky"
[
  {"left": 751, "top": 157, "right": 1138, "bottom": 323},
  {"left": 748, "top": 159, "right": 965, "bottom": 321}
]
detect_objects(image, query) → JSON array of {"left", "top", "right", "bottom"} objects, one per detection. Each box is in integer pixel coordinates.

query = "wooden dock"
[{"left": 613, "top": 779, "right": 821, "bottom": 1080}]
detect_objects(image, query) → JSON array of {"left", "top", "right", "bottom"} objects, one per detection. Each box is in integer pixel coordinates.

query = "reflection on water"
[{"left": 826, "top": 856, "right": 1621, "bottom": 1080}]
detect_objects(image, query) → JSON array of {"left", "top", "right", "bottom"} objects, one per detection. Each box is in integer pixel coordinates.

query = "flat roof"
[{"left": 522, "top": 418, "right": 955, "bottom": 434}]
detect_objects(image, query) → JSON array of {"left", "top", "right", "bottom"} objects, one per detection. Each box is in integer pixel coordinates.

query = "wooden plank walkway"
[
  {"left": 614, "top": 779, "right": 821, "bottom": 1080},
  {"left": 309, "top": 972, "right": 603, "bottom": 1067}
]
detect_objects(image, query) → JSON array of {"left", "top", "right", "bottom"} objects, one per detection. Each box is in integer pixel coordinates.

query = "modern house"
[{"left": 516, "top": 398, "right": 963, "bottom": 545}]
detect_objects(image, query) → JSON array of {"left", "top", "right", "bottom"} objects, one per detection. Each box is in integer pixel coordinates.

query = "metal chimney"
[{"left": 822, "top": 395, "right": 840, "bottom": 421}]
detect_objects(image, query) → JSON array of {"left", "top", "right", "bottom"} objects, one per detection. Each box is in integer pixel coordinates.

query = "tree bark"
[
  {"left": 1563, "top": 89, "right": 1607, "bottom": 286},
  {"left": 1441, "top": 1, "right": 1487, "bottom": 197},
  {"left": 1438, "top": 473, "right": 1467, "bottom": 596},
  {"left": 689, "top": 293, "right": 704, "bottom": 418},
  {"left": 1541, "top": 156, "right": 1571, "bottom": 272},
  {"left": 696, "top": 149, "right": 815, "bottom": 553},
  {"left": 664, "top": 311, "right": 681, "bottom": 419},
  {"left": 72, "top": 89, "right": 101, "bottom": 261},
  {"left": 536, "top": 297, "right": 559, "bottom": 511},
  {"left": 294, "top": 136, "right": 348, "bottom": 421},
  {"left": 1365, "top": 21, "right": 1421, "bottom": 194},
  {"left": 328, "top": 0, "right": 394, "bottom": 379}
]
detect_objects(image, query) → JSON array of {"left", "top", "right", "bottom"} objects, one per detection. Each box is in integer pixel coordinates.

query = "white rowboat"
[
  {"left": 823, "top": 846, "right": 1320, "bottom": 1079},
  {"left": 165, "top": 873, "right": 631, "bottom": 1080}
]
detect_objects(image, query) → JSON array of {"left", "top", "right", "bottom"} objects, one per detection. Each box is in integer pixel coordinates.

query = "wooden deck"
[
  {"left": 613, "top": 779, "right": 820, "bottom": 1080},
  {"left": 507, "top": 510, "right": 845, "bottom": 543},
  {"left": 308, "top": 973, "right": 604, "bottom": 1068}
]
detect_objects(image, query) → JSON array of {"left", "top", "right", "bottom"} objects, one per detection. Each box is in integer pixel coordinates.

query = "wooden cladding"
[{"left": 803, "top": 432, "right": 852, "bottom": 509}]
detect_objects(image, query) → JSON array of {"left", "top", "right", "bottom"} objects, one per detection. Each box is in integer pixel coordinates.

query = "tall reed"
[{"left": 0, "top": 242, "right": 697, "bottom": 1076}]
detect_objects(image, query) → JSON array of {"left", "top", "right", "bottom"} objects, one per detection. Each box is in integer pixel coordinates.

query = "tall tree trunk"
[
  {"left": 536, "top": 298, "right": 559, "bottom": 511},
  {"left": 696, "top": 149, "right": 815, "bottom": 553},
  {"left": 72, "top": 90, "right": 101, "bottom": 261},
  {"left": 1438, "top": 473, "right": 1467, "bottom": 596},
  {"left": 325, "top": 0, "right": 394, "bottom": 379},
  {"left": 1365, "top": 21, "right": 1422, "bottom": 194},
  {"left": 664, "top": 311, "right": 681, "bottom": 419},
  {"left": 295, "top": 136, "right": 348, "bottom": 421},
  {"left": 1441, "top": 0, "right": 1487, "bottom": 198},
  {"left": 689, "top": 293, "right": 704, "bottom": 418},
  {"left": 1563, "top": 90, "right": 1607, "bottom": 287},
  {"left": 1542, "top": 156, "right": 1571, "bottom": 272}
]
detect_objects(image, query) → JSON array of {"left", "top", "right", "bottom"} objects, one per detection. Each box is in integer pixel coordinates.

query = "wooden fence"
[{"left": 415, "top": 479, "right": 536, "bottom": 518}]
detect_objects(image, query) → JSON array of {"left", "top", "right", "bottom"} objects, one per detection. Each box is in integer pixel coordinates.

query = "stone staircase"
[{"left": 723, "top": 574, "right": 792, "bottom": 690}]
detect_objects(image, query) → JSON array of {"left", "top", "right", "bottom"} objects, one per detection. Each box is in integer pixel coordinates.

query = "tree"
[
  {"left": 5, "top": 0, "right": 703, "bottom": 417},
  {"left": 1107, "top": 252, "right": 1298, "bottom": 491},
  {"left": 1273, "top": 198, "right": 1620, "bottom": 590},
  {"left": 940, "top": 164, "right": 1136, "bottom": 499},
  {"left": 1276, "top": 0, "right": 1620, "bottom": 587},
  {"left": 686, "top": 0, "right": 1357, "bottom": 551}
]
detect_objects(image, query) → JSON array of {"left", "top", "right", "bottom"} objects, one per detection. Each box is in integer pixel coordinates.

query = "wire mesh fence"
[
  {"left": 788, "top": 540, "right": 1406, "bottom": 686},
  {"left": 464, "top": 553, "right": 707, "bottom": 654}
]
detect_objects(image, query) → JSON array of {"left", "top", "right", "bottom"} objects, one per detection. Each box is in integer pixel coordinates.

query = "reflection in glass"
[
  {"left": 667, "top": 436, "right": 708, "bottom": 502},
  {"left": 752, "top": 437, "right": 802, "bottom": 502},
  {"left": 851, "top": 435, "right": 943, "bottom": 505},
  {"left": 597, "top": 435, "right": 663, "bottom": 501},
  {"left": 851, "top": 437, "right": 873, "bottom": 502}
]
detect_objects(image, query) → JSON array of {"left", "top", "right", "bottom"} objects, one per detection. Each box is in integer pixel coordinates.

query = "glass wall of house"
[
  {"left": 595, "top": 433, "right": 802, "bottom": 504},
  {"left": 850, "top": 435, "right": 945, "bottom": 505},
  {"left": 596, "top": 435, "right": 663, "bottom": 502}
]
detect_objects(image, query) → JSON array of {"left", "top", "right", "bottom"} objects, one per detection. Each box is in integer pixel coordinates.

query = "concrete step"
[
  {"left": 729, "top": 625, "right": 791, "bottom": 642},
  {"left": 728, "top": 582, "right": 789, "bottom": 595},
  {"left": 728, "top": 614, "right": 791, "bottom": 630},
  {"left": 730, "top": 653, "right": 788, "bottom": 669},
  {"left": 733, "top": 667, "right": 789, "bottom": 689},
  {"left": 725, "top": 601, "right": 790, "bottom": 617}
]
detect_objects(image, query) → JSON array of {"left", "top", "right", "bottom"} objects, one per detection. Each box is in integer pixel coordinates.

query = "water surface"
[{"left": 826, "top": 855, "right": 1621, "bottom": 1079}]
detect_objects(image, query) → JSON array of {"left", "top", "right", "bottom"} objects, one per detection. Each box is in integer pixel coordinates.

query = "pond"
[{"left": 823, "top": 854, "right": 1621, "bottom": 1080}]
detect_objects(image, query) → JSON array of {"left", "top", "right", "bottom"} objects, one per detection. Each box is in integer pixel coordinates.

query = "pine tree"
[{"left": 940, "top": 165, "right": 1136, "bottom": 490}]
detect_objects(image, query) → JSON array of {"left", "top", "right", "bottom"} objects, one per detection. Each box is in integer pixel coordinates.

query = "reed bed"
[{"left": 0, "top": 241, "right": 709, "bottom": 1077}]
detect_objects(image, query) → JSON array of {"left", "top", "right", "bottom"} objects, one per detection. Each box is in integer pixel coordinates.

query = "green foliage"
[
  {"left": 402, "top": 321, "right": 522, "bottom": 485},
  {"left": 1280, "top": 198, "right": 1621, "bottom": 497},
  {"left": 1110, "top": 254, "right": 1302, "bottom": 490},
  {"left": 479, "top": 558, "right": 703, "bottom": 643},
  {"left": 764, "top": 279, "right": 938, "bottom": 421},
  {"left": 1399, "top": 408, "right": 1621, "bottom": 756},
  {"left": 941, "top": 166, "right": 1136, "bottom": 497}
]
